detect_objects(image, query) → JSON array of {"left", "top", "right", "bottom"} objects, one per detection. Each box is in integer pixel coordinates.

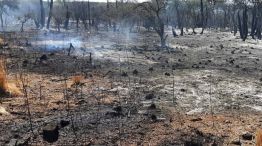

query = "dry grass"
[
  {"left": 256, "top": 129, "right": 262, "bottom": 146},
  {"left": 0, "top": 58, "right": 21, "bottom": 96},
  {"left": 0, "top": 38, "right": 4, "bottom": 45},
  {"left": 0, "top": 106, "right": 9, "bottom": 115}
]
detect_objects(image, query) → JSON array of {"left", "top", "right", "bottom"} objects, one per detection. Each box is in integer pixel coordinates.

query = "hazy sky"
[{"left": 86, "top": 0, "right": 147, "bottom": 1}]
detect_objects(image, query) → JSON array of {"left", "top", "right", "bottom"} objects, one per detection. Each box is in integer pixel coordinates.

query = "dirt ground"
[{"left": 0, "top": 29, "right": 262, "bottom": 145}]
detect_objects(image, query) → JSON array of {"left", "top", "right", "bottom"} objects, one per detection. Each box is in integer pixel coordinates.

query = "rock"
[
  {"left": 105, "top": 111, "right": 122, "bottom": 117},
  {"left": 165, "top": 72, "right": 170, "bottom": 76},
  {"left": 16, "top": 138, "right": 29, "bottom": 146},
  {"left": 7, "top": 139, "right": 17, "bottom": 146},
  {"left": 43, "top": 122, "right": 59, "bottom": 143},
  {"left": 192, "top": 64, "right": 199, "bottom": 69},
  {"left": 229, "top": 59, "right": 234, "bottom": 64},
  {"left": 49, "top": 52, "right": 55, "bottom": 56},
  {"left": 219, "top": 44, "right": 224, "bottom": 49},
  {"left": 121, "top": 72, "right": 128, "bottom": 77},
  {"left": 60, "top": 120, "right": 70, "bottom": 128},
  {"left": 133, "top": 69, "right": 138, "bottom": 75},
  {"left": 148, "top": 103, "right": 156, "bottom": 110},
  {"left": 150, "top": 114, "right": 157, "bottom": 121},
  {"left": 242, "top": 132, "right": 253, "bottom": 140},
  {"left": 149, "top": 67, "right": 154, "bottom": 72},
  {"left": 190, "top": 117, "right": 202, "bottom": 122},
  {"left": 180, "top": 89, "right": 186, "bottom": 92},
  {"left": 22, "top": 60, "right": 29, "bottom": 67},
  {"left": 231, "top": 139, "right": 241, "bottom": 145},
  {"left": 184, "top": 140, "right": 202, "bottom": 146},
  {"left": 145, "top": 93, "right": 156, "bottom": 100},
  {"left": 113, "top": 106, "right": 122, "bottom": 113},
  {"left": 40, "top": 54, "right": 48, "bottom": 61}
]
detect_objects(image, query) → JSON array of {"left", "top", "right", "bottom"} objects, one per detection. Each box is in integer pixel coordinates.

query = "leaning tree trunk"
[
  {"left": 47, "top": 0, "right": 53, "bottom": 29},
  {"left": 40, "top": 0, "right": 45, "bottom": 28}
]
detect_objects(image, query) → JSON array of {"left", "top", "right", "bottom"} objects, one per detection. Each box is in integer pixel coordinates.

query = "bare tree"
[
  {"left": 46, "top": 0, "right": 53, "bottom": 29},
  {"left": 0, "top": 0, "right": 18, "bottom": 29},
  {"left": 40, "top": 0, "right": 45, "bottom": 28},
  {"left": 138, "top": 0, "right": 168, "bottom": 48},
  {"left": 53, "top": 3, "right": 66, "bottom": 32},
  {"left": 63, "top": 0, "right": 70, "bottom": 30},
  {"left": 200, "top": 0, "right": 205, "bottom": 34},
  {"left": 18, "top": 11, "right": 33, "bottom": 32}
]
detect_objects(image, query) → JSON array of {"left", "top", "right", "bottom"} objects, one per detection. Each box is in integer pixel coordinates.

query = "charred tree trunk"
[
  {"left": 34, "top": 19, "right": 40, "bottom": 29},
  {"left": 238, "top": 10, "right": 243, "bottom": 39},
  {"left": 200, "top": 0, "right": 204, "bottom": 34},
  {"left": 0, "top": 13, "right": 3, "bottom": 29},
  {"left": 243, "top": 6, "right": 248, "bottom": 41},
  {"left": 47, "top": 0, "right": 53, "bottom": 29},
  {"left": 155, "top": 21, "right": 167, "bottom": 48},
  {"left": 251, "top": 5, "right": 257, "bottom": 39},
  {"left": 180, "top": 27, "right": 183, "bottom": 36},
  {"left": 106, "top": 0, "right": 110, "bottom": 31},
  {"left": 76, "top": 19, "right": 79, "bottom": 31},
  {"left": 238, "top": 7, "right": 248, "bottom": 41},
  {"left": 40, "top": 0, "right": 45, "bottom": 28},
  {"left": 257, "top": 20, "right": 261, "bottom": 40},
  {"left": 233, "top": 11, "right": 238, "bottom": 36},
  {"left": 64, "top": 5, "right": 70, "bottom": 30},
  {"left": 257, "top": 4, "right": 262, "bottom": 40},
  {"left": 88, "top": 0, "right": 91, "bottom": 30},
  {"left": 21, "top": 21, "right": 25, "bottom": 32},
  {"left": 172, "top": 27, "right": 177, "bottom": 37},
  {"left": 175, "top": 5, "right": 183, "bottom": 36}
]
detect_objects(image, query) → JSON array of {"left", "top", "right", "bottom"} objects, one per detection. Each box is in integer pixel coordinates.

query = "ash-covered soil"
[{"left": 0, "top": 29, "right": 262, "bottom": 145}]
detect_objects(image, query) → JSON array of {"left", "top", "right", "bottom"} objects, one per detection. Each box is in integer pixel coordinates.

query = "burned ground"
[{"left": 0, "top": 29, "right": 262, "bottom": 145}]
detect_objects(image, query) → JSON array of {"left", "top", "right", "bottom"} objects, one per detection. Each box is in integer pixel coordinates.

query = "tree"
[
  {"left": 53, "top": 3, "right": 66, "bottom": 32},
  {"left": 168, "top": 0, "right": 187, "bottom": 36},
  {"left": 200, "top": 0, "right": 205, "bottom": 34},
  {"left": 18, "top": 11, "right": 33, "bottom": 32},
  {"left": 63, "top": 0, "right": 70, "bottom": 30},
  {"left": 138, "top": 0, "right": 168, "bottom": 48},
  {"left": 71, "top": 1, "right": 81, "bottom": 31},
  {"left": 47, "top": 0, "right": 53, "bottom": 29},
  {"left": 236, "top": 1, "right": 248, "bottom": 41},
  {"left": 0, "top": 0, "right": 18, "bottom": 29},
  {"left": 40, "top": 0, "right": 45, "bottom": 28}
]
